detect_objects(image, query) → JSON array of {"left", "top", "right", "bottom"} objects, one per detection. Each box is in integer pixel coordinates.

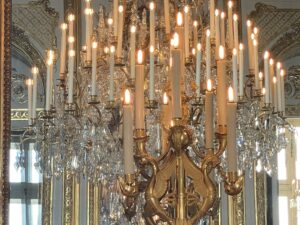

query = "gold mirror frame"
[{"left": 0, "top": 0, "right": 11, "bottom": 224}]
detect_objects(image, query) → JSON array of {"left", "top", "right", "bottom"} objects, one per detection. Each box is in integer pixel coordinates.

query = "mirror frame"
[{"left": 0, "top": 0, "right": 11, "bottom": 224}]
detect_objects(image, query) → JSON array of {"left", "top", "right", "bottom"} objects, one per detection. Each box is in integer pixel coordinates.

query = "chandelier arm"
[{"left": 213, "top": 132, "right": 227, "bottom": 158}]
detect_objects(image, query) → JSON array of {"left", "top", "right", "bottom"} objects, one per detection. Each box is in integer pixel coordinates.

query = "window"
[
  {"left": 278, "top": 120, "right": 300, "bottom": 225},
  {"left": 9, "top": 132, "right": 42, "bottom": 225}
]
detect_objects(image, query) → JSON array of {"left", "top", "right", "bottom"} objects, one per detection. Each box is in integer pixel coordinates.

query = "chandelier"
[{"left": 18, "top": 0, "right": 291, "bottom": 224}]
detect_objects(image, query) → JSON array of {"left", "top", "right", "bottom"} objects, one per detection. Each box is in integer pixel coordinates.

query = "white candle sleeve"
[
  {"left": 91, "top": 44, "right": 97, "bottom": 96},
  {"left": 116, "top": 6, "right": 124, "bottom": 58},
  {"left": 164, "top": 0, "right": 170, "bottom": 34},
  {"left": 109, "top": 51, "right": 115, "bottom": 101},
  {"left": 228, "top": 5, "right": 233, "bottom": 49},
  {"left": 113, "top": 0, "right": 118, "bottom": 36},
  {"left": 171, "top": 49, "right": 182, "bottom": 118},
  {"left": 239, "top": 47, "right": 244, "bottom": 98},
  {"left": 27, "top": 81, "right": 33, "bottom": 124},
  {"left": 184, "top": 8, "right": 190, "bottom": 57},
  {"left": 227, "top": 101, "right": 237, "bottom": 171},
  {"left": 123, "top": 103, "right": 134, "bottom": 174},
  {"left": 46, "top": 64, "right": 52, "bottom": 110},
  {"left": 59, "top": 25, "right": 67, "bottom": 78},
  {"left": 196, "top": 50, "right": 202, "bottom": 97},
  {"left": 32, "top": 71, "right": 38, "bottom": 119},
  {"left": 264, "top": 54, "right": 270, "bottom": 104},
  {"left": 206, "top": 33, "right": 211, "bottom": 80},
  {"left": 276, "top": 67, "right": 282, "bottom": 112},
  {"left": 232, "top": 51, "right": 238, "bottom": 101},
  {"left": 149, "top": 51, "right": 155, "bottom": 101},
  {"left": 130, "top": 28, "right": 136, "bottom": 79},
  {"left": 205, "top": 91, "right": 214, "bottom": 148},
  {"left": 135, "top": 64, "right": 145, "bottom": 129},
  {"left": 209, "top": 0, "right": 215, "bottom": 38}
]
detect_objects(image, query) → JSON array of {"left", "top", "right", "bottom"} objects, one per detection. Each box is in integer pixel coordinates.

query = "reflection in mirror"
[{"left": 7, "top": 0, "right": 300, "bottom": 225}]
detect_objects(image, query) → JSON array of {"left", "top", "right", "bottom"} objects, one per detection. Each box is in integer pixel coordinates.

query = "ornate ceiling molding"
[
  {"left": 249, "top": 3, "right": 300, "bottom": 58},
  {"left": 12, "top": 0, "right": 59, "bottom": 51},
  {"left": 284, "top": 65, "right": 300, "bottom": 117}
]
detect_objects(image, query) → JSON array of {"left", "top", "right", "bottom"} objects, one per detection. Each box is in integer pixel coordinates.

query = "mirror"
[{"left": 2, "top": 0, "right": 300, "bottom": 224}]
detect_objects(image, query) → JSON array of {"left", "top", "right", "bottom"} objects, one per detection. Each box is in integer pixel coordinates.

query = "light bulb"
[
  {"left": 207, "top": 79, "right": 212, "bottom": 91},
  {"left": 26, "top": 79, "right": 33, "bottom": 86},
  {"left": 130, "top": 25, "right": 136, "bottom": 33},
  {"left": 273, "top": 77, "right": 277, "bottom": 84},
  {"left": 173, "top": 32, "right": 179, "bottom": 48},
  {"left": 32, "top": 66, "right": 39, "bottom": 74},
  {"left": 68, "top": 14, "right": 75, "bottom": 22},
  {"left": 251, "top": 33, "right": 255, "bottom": 40},
  {"left": 110, "top": 45, "right": 115, "bottom": 53},
  {"left": 228, "top": 86, "right": 234, "bottom": 102},
  {"left": 104, "top": 46, "right": 109, "bottom": 54},
  {"left": 264, "top": 51, "right": 269, "bottom": 59},
  {"left": 193, "top": 21, "right": 198, "bottom": 27},
  {"left": 184, "top": 5, "right": 189, "bottom": 13},
  {"left": 269, "top": 58, "right": 274, "bottom": 65},
  {"left": 69, "top": 50, "right": 75, "bottom": 57},
  {"left": 108, "top": 18, "right": 113, "bottom": 25},
  {"left": 61, "top": 23, "right": 67, "bottom": 30},
  {"left": 259, "top": 72, "right": 263, "bottom": 80},
  {"left": 176, "top": 12, "right": 183, "bottom": 26},
  {"left": 253, "top": 39, "right": 257, "bottom": 46},
  {"left": 253, "top": 27, "right": 258, "bottom": 35},
  {"left": 92, "top": 41, "right": 98, "bottom": 49},
  {"left": 149, "top": 2, "right": 155, "bottom": 10},
  {"left": 219, "top": 45, "right": 225, "bottom": 59},
  {"left": 239, "top": 43, "right": 244, "bottom": 50},
  {"left": 233, "top": 14, "right": 238, "bottom": 21},
  {"left": 68, "top": 36, "right": 75, "bottom": 43},
  {"left": 163, "top": 92, "right": 168, "bottom": 104},
  {"left": 233, "top": 48, "right": 237, "bottom": 55},
  {"left": 137, "top": 50, "right": 143, "bottom": 64},
  {"left": 277, "top": 62, "right": 281, "bottom": 69},
  {"left": 215, "top": 9, "right": 219, "bottom": 16},
  {"left": 118, "top": 5, "right": 124, "bottom": 13},
  {"left": 221, "top": 12, "right": 225, "bottom": 19},
  {"left": 150, "top": 45, "right": 154, "bottom": 53},
  {"left": 247, "top": 20, "right": 252, "bottom": 27},
  {"left": 228, "top": 1, "right": 233, "bottom": 8},
  {"left": 192, "top": 48, "right": 196, "bottom": 55},
  {"left": 280, "top": 69, "right": 285, "bottom": 77},
  {"left": 197, "top": 43, "right": 201, "bottom": 51},
  {"left": 261, "top": 87, "right": 266, "bottom": 95},
  {"left": 124, "top": 89, "right": 131, "bottom": 104},
  {"left": 206, "top": 29, "right": 210, "bottom": 37}
]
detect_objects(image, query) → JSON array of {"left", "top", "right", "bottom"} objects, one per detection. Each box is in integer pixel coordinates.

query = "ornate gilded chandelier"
[{"left": 19, "top": 0, "right": 290, "bottom": 223}]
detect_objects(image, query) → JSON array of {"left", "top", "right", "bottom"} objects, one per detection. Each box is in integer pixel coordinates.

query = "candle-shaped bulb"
[
  {"left": 130, "top": 25, "right": 136, "bottom": 33},
  {"left": 32, "top": 66, "right": 39, "bottom": 74},
  {"left": 92, "top": 41, "right": 98, "bottom": 49},
  {"left": 193, "top": 20, "right": 198, "bottom": 27},
  {"left": 207, "top": 79, "right": 212, "bottom": 91},
  {"left": 273, "top": 76, "right": 277, "bottom": 84},
  {"left": 149, "top": 2, "right": 155, "bottom": 10},
  {"left": 219, "top": 45, "right": 225, "bottom": 59},
  {"left": 118, "top": 5, "right": 124, "bottom": 13},
  {"left": 233, "top": 48, "right": 237, "bottom": 55},
  {"left": 247, "top": 20, "right": 252, "bottom": 27},
  {"left": 253, "top": 39, "right": 257, "bottom": 46},
  {"left": 150, "top": 45, "right": 154, "bottom": 53},
  {"left": 104, "top": 46, "right": 109, "bottom": 54},
  {"left": 184, "top": 5, "right": 189, "bottom": 13},
  {"left": 239, "top": 43, "right": 244, "bottom": 50},
  {"left": 108, "top": 18, "right": 113, "bottom": 25},
  {"left": 47, "top": 50, "right": 54, "bottom": 65},
  {"left": 197, "top": 43, "right": 201, "bottom": 51},
  {"left": 221, "top": 12, "right": 225, "bottom": 19},
  {"left": 228, "top": 1, "right": 233, "bottom": 8},
  {"left": 264, "top": 51, "right": 269, "bottom": 59},
  {"left": 253, "top": 27, "right": 258, "bottom": 35},
  {"left": 163, "top": 92, "right": 168, "bottom": 104},
  {"left": 137, "top": 50, "right": 143, "bottom": 64},
  {"left": 68, "top": 14, "right": 75, "bottom": 21},
  {"left": 259, "top": 71, "right": 263, "bottom": 80},
  {"left": 251, "top": 33, "right": 255, "bottom": 40},
  {"left": 215, "top": 9, "right": 219, "bottom": 16},
  {"left": 192, "top": 48, "right": 196, "bottom": 55},
  {"left": 26, "top": 79, "right": 33, "bottom": 86},
  {"left": 61, "top": 23, "right": 68, "bottom": 30},
  {"left": 206, "top": 29, "right": 211, "bottom": 37},
  {"left": 124, "top": 89, "right": 131, "bottom": 104},
  {"left": 233, "top": 14, "right": 238, "bottom": 21},
  {"left": 228, "top": 86, "right": 234, "bottom": 102},
  {"left": 277, "top": 62, "right": 282, "bottom": 69},
  {"left": 262, "top": 87, "right": 266, "bottom": 95},
  {"left": 176, "top": 12, "right": 183, "bottom": 26},
  {"left": 69, "top": 49, "right": 75, "bottom": 58},
  {"left": 280, "top": 69, "right": 285, "bottom": 77},
  {"left": 68, "top": 36, "right": 75, "bottom": 43},
  {"left": 270, "top": 58, "right": 274, "bottom": 65},
  {"left": 173, "top": 32, "right": 179, "bottom": 48},
  {"left": 85, "top": 8, "right": 93, "bottom": 15},
  {"left": 82, "top": 45, "right": 87, "bottom": 51},
  {"left": 110, "top": 45, "right": 115, "bottom": 53}
]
